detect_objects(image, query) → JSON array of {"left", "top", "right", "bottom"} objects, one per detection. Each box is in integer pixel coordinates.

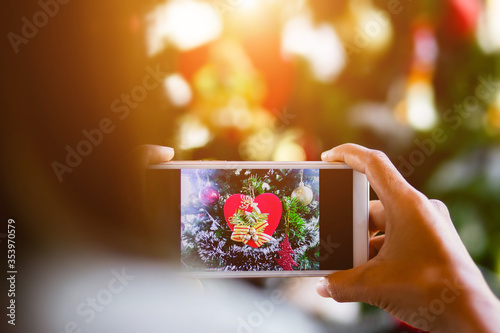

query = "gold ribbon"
[
  {"left": 239, "top": 195, "right": 261, "bottom": 213},
  {"left": 231, "top": 221, "right": 271, "bottom": 247}
]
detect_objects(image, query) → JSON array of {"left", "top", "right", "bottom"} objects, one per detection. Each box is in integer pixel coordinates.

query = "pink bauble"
[{"left": 199, "top": 186, "right": 220, "bottom": 206}]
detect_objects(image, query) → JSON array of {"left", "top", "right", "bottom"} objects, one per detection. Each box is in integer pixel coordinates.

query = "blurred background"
[
  {"left": 3, "top": 0, "right": 500, "bottom": 332},
  {"left": 141, "top": 0, "right": 500, "bottom": 275}
]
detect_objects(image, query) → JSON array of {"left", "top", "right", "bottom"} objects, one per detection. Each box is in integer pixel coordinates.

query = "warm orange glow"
[{"left": 146, "top": 0, "right": 222, "bottom": 55}]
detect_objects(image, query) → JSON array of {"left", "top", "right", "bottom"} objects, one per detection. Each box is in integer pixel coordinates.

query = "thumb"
[
  {"left": 316, "top": 265, "right": 371, "bottom": 303},
  {"left": 133, "top": 144, "right": 175, "bottom": 168}
]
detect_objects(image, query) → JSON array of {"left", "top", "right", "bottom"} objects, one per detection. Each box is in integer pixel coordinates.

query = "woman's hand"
[{"left": 317, "top": 144, "right": 500, "bottom": 333}]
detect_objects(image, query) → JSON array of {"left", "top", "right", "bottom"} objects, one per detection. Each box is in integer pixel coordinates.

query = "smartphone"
[{"left": 146, "top": 161, "right": 369, "bottom": 278}]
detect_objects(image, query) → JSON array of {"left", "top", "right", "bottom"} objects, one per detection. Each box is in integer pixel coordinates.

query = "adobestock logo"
[
  {"left": 318, "top": 235, "right": 341, "bottom": 262},
  {"left": 228, "top": 281, "right": 303, "bottom": 333},
  {"left": 50, "top": 267, "right": 135, "bottom": 333},
  {"left": 8, "top": 0, "right": 73, "bottom": 54},
  {"left": 234, "top": 294, "right": 285, "bottom": 333},
  {"left": 51, "top": 65, "right": 166, "bottom": 183},
  {"left": 407, "top": 279, "right": 462, "bottom": 333}
]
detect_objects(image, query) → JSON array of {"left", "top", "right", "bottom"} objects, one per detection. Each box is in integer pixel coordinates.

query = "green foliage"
[
  {"left": 282, "top": 196, "right": 308, "bottom": 241},
  {"left": 242, "top": 175, "right": 267, "bottom": 197}
]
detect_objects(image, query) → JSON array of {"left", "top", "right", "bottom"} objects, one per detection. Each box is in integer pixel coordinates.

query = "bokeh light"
[
  {"left": 282, "top": 14, "right": 346, "bottom": 83},
  {"left": 146, "top": 0, "right": 222, "bottom": 55},
  {"left": 164, "top": 73, "right": 192, "bottom": 107},
  {"left": 477, "top": 0, "right": 500, "bottom": 54},
  {"left": 406, "top": 81, "right": 438, "bottom": 131}
]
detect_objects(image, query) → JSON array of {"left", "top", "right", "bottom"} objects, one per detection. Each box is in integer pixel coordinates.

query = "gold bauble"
[{"left": 291, "top": 185, "right": 313, "bottom": 205}]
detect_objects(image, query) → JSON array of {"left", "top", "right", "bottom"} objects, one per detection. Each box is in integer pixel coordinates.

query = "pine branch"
[{"left": 282, "top": 196, "right": 307, "bottom": 241}]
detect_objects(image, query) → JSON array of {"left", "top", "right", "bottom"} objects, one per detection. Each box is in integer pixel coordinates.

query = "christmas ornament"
[
  {"left": 291, "top": 184, "right": 313, "bottom": 205},
  {"left": 275, "top": 235, "right": 298, "bottom": 271},
  {"left": 231, "top": 222, "right": 271, "bottom": 247},
  {"left": 199, "top": 186, "right": 220, "bottom": 206},
  {"left": 291, "top": 170, "right": 313, "bottom": 205},
  {"left": 275, "top": 195, "right": 299, "bottom": 271},
  {"left": 224, "top": 193, "right": 282, "bottom": 248}
]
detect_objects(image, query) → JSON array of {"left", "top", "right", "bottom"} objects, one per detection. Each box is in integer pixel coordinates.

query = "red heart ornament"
[{"left": 224, "top": 193, "right": 282, "bottom": 248}]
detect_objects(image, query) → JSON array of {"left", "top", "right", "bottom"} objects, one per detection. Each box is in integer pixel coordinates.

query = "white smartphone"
[{"left": 147, "top": 161, "right": 369, "bottom": 278}]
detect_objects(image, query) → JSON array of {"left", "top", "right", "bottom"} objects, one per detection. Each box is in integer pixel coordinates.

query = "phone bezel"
[{"left": 149, "top": 161, "right": 369, "bottom": 278}]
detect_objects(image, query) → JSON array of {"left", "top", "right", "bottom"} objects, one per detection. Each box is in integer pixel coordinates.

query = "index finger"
[
  {"left": 369, "top": 200, "right": 385, "bottom": 234},
  {"left": 321, "top": 144, "right": 413, "bottom": 204}
]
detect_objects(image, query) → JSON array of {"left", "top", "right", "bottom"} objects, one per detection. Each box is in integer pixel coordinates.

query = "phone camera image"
[{"left": 180, "top": 169, "right": 320, "bottom": 272}]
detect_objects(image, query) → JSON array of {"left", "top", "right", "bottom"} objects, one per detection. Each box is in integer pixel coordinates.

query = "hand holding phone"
[{"left": 317, "top": 144, "right": 500, "bottom": 333}]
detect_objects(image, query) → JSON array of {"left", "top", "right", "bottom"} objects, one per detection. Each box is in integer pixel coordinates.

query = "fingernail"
[
  {"left": 163, "top": 146, "right": 175, "bottom": 154},
  {"left": 321, "top": 151, "right": 329, "bottom": 160},
  {"left": 162, "top": 146, "right": 175, "bottom": 159},
  {"left": 316, "top": 277, "right": 331, "bottom": 298}
]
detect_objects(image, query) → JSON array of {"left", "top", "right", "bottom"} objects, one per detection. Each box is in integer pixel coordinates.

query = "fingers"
[
  {"left": 321, "top": 144, "right": 413, "bottom": 204},
  {"left": 316, "top": 264, "right": 371, "bottom": 303},
  {"left": 132, "top": 144, "right": 175, "bottom": 169},
  {"left": 369, "top": 235, "right": 385, "bottom": 259},
  {"left": 369, "top": 200, "right": 386, "bottom": 235},
  {"left": 147, "top": 145, "right": 175, "bottom": 165}
]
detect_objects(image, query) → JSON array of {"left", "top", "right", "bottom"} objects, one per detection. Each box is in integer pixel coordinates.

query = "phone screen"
[{"left": 147, "top": 167, "right": 355, "bottom": 275}]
